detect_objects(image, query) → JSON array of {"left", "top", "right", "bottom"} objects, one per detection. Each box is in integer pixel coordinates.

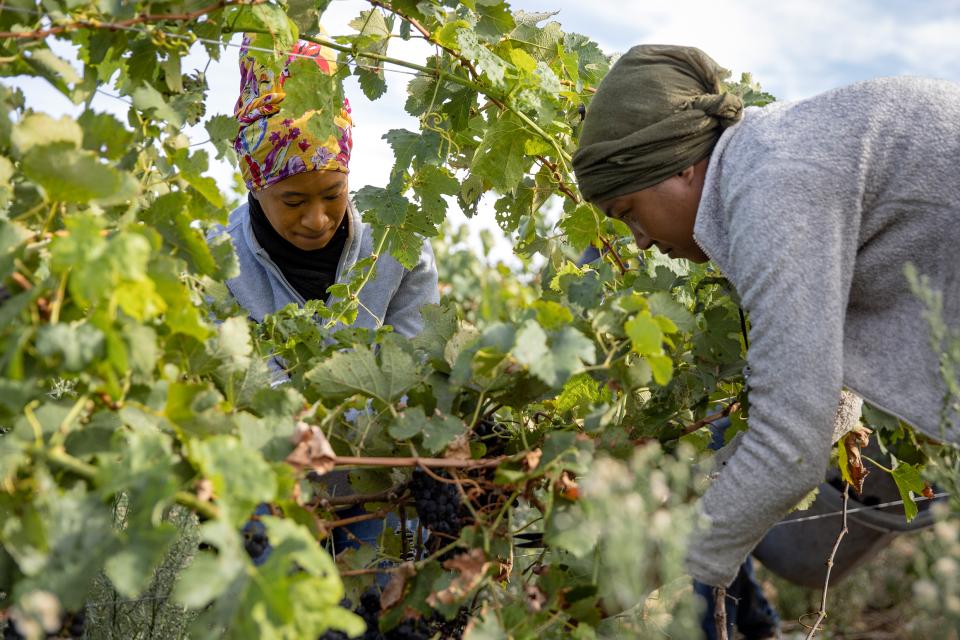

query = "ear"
[{"left": 677, "top": 163, "right": 697, "bottom": 185}]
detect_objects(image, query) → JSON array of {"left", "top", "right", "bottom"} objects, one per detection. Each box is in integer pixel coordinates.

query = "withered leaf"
[
  {"left": 843, "top": 425, "right": 872, "bottom": 495},
  {"left": 380, "top": 562, "right": 416, "bottom": 610},
  {"left": 285, "top": 420, "right": 337, "bottom": 476},
  {"left": 523, "top": 448, "right": 542, "bottom": 471},
  {"left": 444, "top": 432, "right": 472, "bottom": 461},
  {"left": 427, "top": 549, "right": 491, "bottom": 606},
  {"left": 524, "top": 584, "right": 547, "bottom": 613}
]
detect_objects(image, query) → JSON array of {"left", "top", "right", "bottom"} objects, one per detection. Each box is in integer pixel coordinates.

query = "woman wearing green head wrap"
[{"left": 575, "top": 44, "right": 960, "bottom": 637}]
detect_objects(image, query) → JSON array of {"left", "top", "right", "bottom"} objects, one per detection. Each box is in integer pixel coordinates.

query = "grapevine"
[{"left": 0, "top": 0, "right": 956, "bottom": 638}]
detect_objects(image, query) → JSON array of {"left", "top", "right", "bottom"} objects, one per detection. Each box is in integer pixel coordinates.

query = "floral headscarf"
[{"left": 233, "top": 34, "right": 352, "bottom": 192}]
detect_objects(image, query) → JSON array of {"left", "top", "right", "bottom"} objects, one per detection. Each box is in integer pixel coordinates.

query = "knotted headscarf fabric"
[
  {"left": 573, "top": 45, "right": 743, "bottom": 203},
  {"left": 234, "top": 34, "right": 352, "bottom": 192}
]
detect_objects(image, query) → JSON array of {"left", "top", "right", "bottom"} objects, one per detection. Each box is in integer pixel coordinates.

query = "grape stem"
[{"left": 680, "top": 402, "right": 741, "bottom": 436}]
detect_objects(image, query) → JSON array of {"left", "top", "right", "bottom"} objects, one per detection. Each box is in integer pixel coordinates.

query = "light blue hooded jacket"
[{"left": 213, "top": 198, "right": 439, "bottom": 338}]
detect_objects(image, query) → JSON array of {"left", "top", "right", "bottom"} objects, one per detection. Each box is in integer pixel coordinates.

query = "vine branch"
[
  {"left": 333, "top": 454, "right": 507, "bottom": 469},
  {"left": 803, "top": 482, "right": 850, "bottom": 639},
  {"left": 714, "top": 586, "right": 728, "bottom": 640},
  {"left": 0, "top": 0, "right": 262, "bottom": 40}
]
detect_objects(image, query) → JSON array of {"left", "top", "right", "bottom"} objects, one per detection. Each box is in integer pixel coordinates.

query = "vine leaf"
[
  {"left": 22, "top": 143, "right": 139, "bottom": 205},
  {"left": 891, "top": 461, "right": 925, "bottom": 522},
  {"left": 388, "top": 406, "right": 466, "bottom": 454},
  {"left": 305, "top": 335, "right": 420, "bottom": 403}
]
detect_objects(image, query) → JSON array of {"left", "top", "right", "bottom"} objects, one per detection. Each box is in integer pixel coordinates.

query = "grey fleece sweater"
[
  {"left": 215, "top": 199, "right": 439, "bottom": 338},
  {"left": 688, "top": 77, "right": 960, "bottom": 587}
]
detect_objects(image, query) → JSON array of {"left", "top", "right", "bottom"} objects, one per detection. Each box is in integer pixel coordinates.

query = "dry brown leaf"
[
  {"left": 444, "top": 432, "right": 472, "bottom": 461},
  {"left": 427, "top": 549, "right": 492, "bottom": 607},
  {"left": 559, "top": 471, "right": 580, "bottom": 501},
  {"left": 380, "top": 562, "right": 416, "bottom": 610},
  {"left": 523, "top": 448, "right": 542, "bottom": 472},
  {"left": 844, "top": 425, "right": 872, "bottom": 495},
  {"left": 496, "top": 557, "right": 513, "bottom": 582},
  {"left": 285, "top": 420, "right": 337, "bottom": 476},
  {"left": 524, "top": 584, "right": 547, "bottom": 613}
]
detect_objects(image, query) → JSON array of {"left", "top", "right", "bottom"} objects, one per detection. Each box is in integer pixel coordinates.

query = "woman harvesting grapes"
[
  {"left": 573, "top": 44, "right": 960, "bottom": 637},
  {"left": 211, "top": 35, "right": 439, "bottom": 559},
  {"left": 218, "top": 35, "right": 438, "bottom": 342}
]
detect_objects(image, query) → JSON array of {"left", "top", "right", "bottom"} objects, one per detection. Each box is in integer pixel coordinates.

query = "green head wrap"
[{"left": 573, "top": 45, "right": 743, "bottom": 203}]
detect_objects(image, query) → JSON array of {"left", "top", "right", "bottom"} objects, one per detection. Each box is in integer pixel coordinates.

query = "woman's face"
[
  {"left": 253, "top": 170, "right": 349, "bottom": 251},
  {"left": 596, "top": 160, "right": 709, "bottom": 263}
]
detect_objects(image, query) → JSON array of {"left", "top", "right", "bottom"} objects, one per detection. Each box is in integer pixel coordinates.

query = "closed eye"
[{"left": 283, "top": 201, "right": 304, "bottom": 207}]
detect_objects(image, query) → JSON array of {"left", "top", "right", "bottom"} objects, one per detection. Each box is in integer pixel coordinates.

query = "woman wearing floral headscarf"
[
  {"left": 220, "top": 35, "right": 438, "bottom": 340},
  {"left": 214, "top": 35, "right": 438, "bottom": 561}
]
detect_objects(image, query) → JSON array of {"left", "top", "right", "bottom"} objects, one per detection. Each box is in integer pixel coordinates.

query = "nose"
[
  {"left": 299, "top": 204, "right": 327, "bottom": 232},
  {"left": 630, "top": 228, "right": 654, "bottom": 251}
]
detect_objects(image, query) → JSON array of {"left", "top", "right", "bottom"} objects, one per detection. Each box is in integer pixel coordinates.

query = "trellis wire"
[{"left": 772, "top": 491, "right": 951, "bottom": 527}]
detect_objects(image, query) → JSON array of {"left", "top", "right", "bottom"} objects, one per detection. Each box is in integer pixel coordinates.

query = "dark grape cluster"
[
  {"left": 2, "top": 610, "right": 85, "bottom": 639},
  {"left": 316, "top": 589, "right": 465, "bottom": 640},
  {"left": 473, "top": 418, "right": 510, "bottom": 457},
  {"left": 409, "top": 469, "right": 464, "bottom": 539},
  {"left": 241, "top": 503, "right": 273, "bottom": 565}
]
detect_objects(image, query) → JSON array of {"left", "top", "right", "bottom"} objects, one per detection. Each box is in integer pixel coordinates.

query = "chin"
[{"left": 291, "top": 234, "right": 331, "bottom": 251}]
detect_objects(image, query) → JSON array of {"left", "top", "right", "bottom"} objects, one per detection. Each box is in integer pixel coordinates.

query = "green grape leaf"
[
  {"left": 412, "top": 303, "right": 459, "bottom": 369},
  {"left": 555, "top": 373, "right": 602, "bottom": 415},
  {"left": 388, "top": 408, "right": 466, "bottom": 454},
  {"left": 77, "top": 110, "right": 134, "bottom": 161},
  {"left": 305, "top": 335, "right": 420, "bottom": 403},
  {"left": 104, "top": 525, "right": 178, "bottom": 598},
  {"left": 388, "top": 406, "right": 429, "bottom": 439},
  {"left": 559, "top": 204, "right": 600, "bottom": 253},
  {"left": 550, "top": 326, "right": 597, "bottom": 384},
  {"left": 647, "top": 292, "right": 696, "bottom": 333},
  {"left": 35, "top": 323, "right": 106, "bottom": 373},
  {"left": 891, "top": 461, "right": 925, "bottom": 522},
  {"left": 533, "top": 300, "right": 573, "bottom": 330},
  {"left": 646, "top": 354, "right": 673, "bottom": 385},
  {"left": 22, "top": 142, "right": 139, "bottom": 205},
  {"left": 457, "top": 29, "right": 507, "bottom": 87},
  {"left": 381, "top": 226, "right": 424, "bottom": 270},
  {"left": 187, "top": 435, "right": 277, "bottom": 524},
  {"left": 471, "top": 113, "right": 532, "bottom": 192},
  {"left": 172, "top": 148, "right": 224, "bottom": 208},
  {"left": 413, "top": 165, "right": 458, "bottom": 224},
  {"left": 356, "top": 66, "right": 388, "bottom": 100},
  {"left": 11, "top": 113, "right": 82, "bottom": 156},
  {"left": 513, "top": 319, "right": 551, "bottom": 378},
  {"left": 355, "top": 185, "right": 410, "bottom": 226},
  {"left": 132, "top": 82, "right": 185, "bottom": 127},
  {"left": 173, "top": 519, "right": 246, "bottom": 608},
  {"left": 204, "top": 114, "right": 241, "bottom": 160},
  {"left": 625, "top": 313, "right": 664, "bottom": 356},
  {"left": 4, "top": 490, "right": 117, "bottom": 610}
]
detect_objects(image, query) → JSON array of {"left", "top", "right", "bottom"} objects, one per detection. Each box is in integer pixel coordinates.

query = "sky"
[{"left": 6, "top": 0, "right": 960, "bottom": 261}]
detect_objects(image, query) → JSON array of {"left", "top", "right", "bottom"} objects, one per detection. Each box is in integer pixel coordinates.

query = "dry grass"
[{"left": 758, "top": 532, "right": 958, "bottom": 640}]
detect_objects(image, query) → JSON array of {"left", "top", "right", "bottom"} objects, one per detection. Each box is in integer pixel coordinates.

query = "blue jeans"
[
  {"left": 694, "top": 557, "right": 780, "bottom": 640},
  {"left": 693, "top": 418, "right": 780, "bottom": 639}
]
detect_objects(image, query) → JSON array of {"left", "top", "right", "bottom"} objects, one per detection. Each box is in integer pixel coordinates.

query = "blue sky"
[{"left": 7, "top": 0, "right": 960, "bottom": 260}]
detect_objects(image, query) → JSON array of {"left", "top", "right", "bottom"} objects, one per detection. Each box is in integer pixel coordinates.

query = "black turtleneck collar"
[{"left": 248, "top": 192, "right": 349, "bottom": 302}]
